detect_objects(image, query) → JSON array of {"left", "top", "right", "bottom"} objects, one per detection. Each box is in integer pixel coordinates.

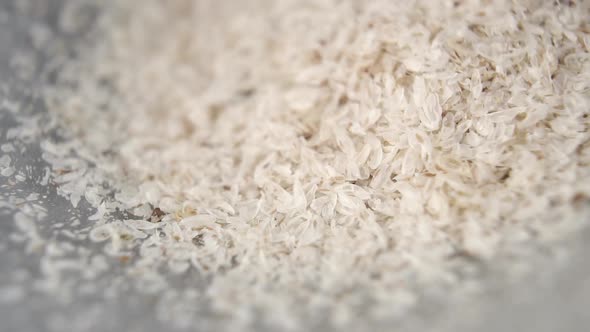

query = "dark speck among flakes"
[
  {"left": 150, "top": 207, "right": 165, "bottom": 222},
  {"left": 192, "top": 234, "right": 205, "bottom": 247}
]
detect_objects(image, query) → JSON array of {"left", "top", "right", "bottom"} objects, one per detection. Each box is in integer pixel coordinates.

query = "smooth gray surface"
[{"left": 0, "top": 1, "right": 589, "bottom": 331}]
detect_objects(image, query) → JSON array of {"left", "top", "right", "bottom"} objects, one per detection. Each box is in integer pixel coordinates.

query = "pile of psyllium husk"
[{"left": 12, "top": 0, "right": 590, "bottom": 329}]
